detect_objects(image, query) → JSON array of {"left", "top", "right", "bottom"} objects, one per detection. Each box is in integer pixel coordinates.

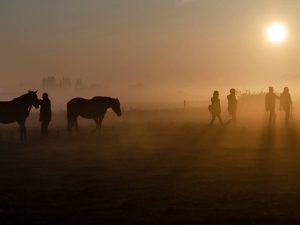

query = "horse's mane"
[
  {"left": 91, "top": 96, "right": 118, "bottom": 102},
  {"left": 12, "top": 93, "right": 31, "bottom": 102}
]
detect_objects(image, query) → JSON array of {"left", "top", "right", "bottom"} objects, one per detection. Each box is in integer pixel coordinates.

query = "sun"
[{"left": 266, "top": 23, "right": 287, "bottom": 44}]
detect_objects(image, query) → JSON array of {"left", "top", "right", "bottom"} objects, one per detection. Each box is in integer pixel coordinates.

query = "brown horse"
[
  {"left": 67, "top": 96, "right": 121, "bottom": 133},
  {"left": 0, "top": 91, "right": 40, "bottom": 140}
]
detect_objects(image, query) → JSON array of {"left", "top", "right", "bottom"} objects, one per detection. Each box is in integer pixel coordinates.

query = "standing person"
[
  {"left": 265, "top": 86, "right": 279, "bottom": 127},
  {"left": 280, "top": 87, "right": 292, "bottom": 125},
  {"left": 208, "top": 90, "right": 223, "bottom": 127},
  {"left": 39, "top": 93, "right": 52, "bottom": 139},
  {"left": 227, "top": 88, "right": 238, "bottom": 126}
]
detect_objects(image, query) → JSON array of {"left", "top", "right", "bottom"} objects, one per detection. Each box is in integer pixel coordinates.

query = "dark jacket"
[
  {"left": 227, "top": 94, "right": 237, "bottom": 114},
  {"left": 39, "top": 99, "right": 51, "bottom": 122},
  {"left": 280, "top": 92, "right": 292, "bottom": 111},
  {"left": 265, "top": 93, "right": 279, "bottom": 112},
  {"left": 209, "top": 97, "right": 221, "bottom": 115}
]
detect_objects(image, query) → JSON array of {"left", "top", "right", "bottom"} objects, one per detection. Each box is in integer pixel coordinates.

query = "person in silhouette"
[
  {"left": 227, "top": 88, "right": 238, "bottom": 126},
  {"left": 39, "top": 93, "right": 51, "bottom": 139},
  {"left": 209, "top": 90, "right": 223, "bottom": 127},
  {"left": 265, "top": 86, "right": 279, "bottom": 126},
  {"left": 280, "top": 87, "right": 292, "bottom": 125}
]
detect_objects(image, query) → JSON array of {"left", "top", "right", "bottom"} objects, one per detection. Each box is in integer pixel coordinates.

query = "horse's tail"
[{"left": 67, "top": 102, "right": 72, "bottom": 133}]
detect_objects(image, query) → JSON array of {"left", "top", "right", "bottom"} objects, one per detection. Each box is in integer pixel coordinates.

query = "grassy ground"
[{"left": 1, "top": 110, "right": 300, "bottom": 224}]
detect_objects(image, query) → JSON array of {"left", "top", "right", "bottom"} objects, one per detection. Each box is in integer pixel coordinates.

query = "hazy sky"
[{"left": 1, "top": 0, "right": 300, "bottom": 100}]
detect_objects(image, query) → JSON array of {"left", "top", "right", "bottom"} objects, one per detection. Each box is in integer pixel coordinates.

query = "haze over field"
[
  {"left": 1, "top": 0, "right": 300, "bottom": 103},
  {"left": 3, "top": 1, "right": 300, "bottom": 224}
]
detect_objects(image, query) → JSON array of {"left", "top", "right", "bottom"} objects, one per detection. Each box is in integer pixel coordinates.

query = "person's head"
[
  {"left": 269, "top": 86, "right": 274, "bottom": 93},
  {"left": 213, "top": 90, "right": 219, "bottom": 98},
  {"left": 42, "top": 93, "right": 49, "bottom": 100},
  {"left": 283, "top": 87, "right": 289, "bottom": 93},
  {"left": 230, "top": 88, "right": 236, "bottom": 95}
]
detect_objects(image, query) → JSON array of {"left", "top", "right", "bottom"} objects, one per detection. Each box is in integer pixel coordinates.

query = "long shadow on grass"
[
  {"left": 254, "top": 124, "right": 277, "bottom": 194},
  {"left": 136, "top": 124, "right": 227, "bottom": 174},
  {"left": 283, "top": 123, "right": 299, "bottom": 150},
  {"left": 153, "top": 124, "right": 228, "bottom": 175},
  {"left": 260, "top": 125, "right": 276, "bottom": 150}
]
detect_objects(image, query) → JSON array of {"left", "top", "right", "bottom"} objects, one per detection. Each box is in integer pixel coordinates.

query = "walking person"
[
  {"left": 208, "top": 90, "right": 223, "bottom": 127},
  {"left": 39, "top": 93, "right": 52, "bottom": 139},
  {"left": 227, "top": 88, "right": 238, "bottom": 126},
  {"left": 280, "top": 87, "right": 292, "bottom": 125},
  {"left": 265, "top": 86, "right": 279, "bottom": 127}
]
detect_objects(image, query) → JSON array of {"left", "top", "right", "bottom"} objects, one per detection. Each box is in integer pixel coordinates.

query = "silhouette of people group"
[
  {"left": 209, "top": 87, "right": 292, "bottom": 128},
  {"left": 209, "top": 89, "right": 238, "bottom": 127},
  {"left": 265, "top": 86, "right": 292, "bottom": 127}
]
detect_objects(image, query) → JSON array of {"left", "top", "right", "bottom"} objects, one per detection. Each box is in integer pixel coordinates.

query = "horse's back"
[
  {"left": 0, "top": 101, "right": 12, "bottom": 106},
  {"left": 68, "top": 97, "right": 110, "bottom": 107},
  {"left": 67, "top": 97, "right": 108, "bottom": 119},
  {"left": 91, "top": 96, "right": 113, "bottom": 102},
  {"left": 68, "top": 97, "right": 88, "bottom": 104}
]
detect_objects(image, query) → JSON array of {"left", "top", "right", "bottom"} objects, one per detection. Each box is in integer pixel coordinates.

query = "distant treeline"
[
  {"left": 42, "top": 76, "right": 83, "bottom": 91},
  {"left": 238, "top": 91, "right": 266, "bottom": 105}
]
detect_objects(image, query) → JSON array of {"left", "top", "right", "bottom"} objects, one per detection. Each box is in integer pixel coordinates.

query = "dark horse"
[
  {"left": 0, "top": 91, "right": 40, "bottom": 140},
  {"left": 67, "top": 96, "right": 121, "bottom": 133}
]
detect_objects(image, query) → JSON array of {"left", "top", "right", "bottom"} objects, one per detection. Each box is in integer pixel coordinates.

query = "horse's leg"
[
  {"left": 89, "top": 118, "right": 99, "bottom": 135},
  {"left": 74, "top": 118, "right": 80, "bottom": 133},
  {"left": 18, "top": 121, "right": 25, "bottom": 141},
  {"left": 19, "top": 123, "right": 23, "bottom": 141},
  {"left": 68, "top": 119, "right": 73, "bottom": 133},
  {"left": 97, "top": 115, "right": 104, "bottom": 134},
  {"left": 23, "top": 125, "right": 27, "bottom": 141}
]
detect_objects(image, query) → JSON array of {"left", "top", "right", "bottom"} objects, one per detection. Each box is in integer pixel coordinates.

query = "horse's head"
[
  {"left": 27, "top": 90, "right": 40, "bottom": 109},
  {"left": 112, "top": 98, "right": 122, "bottom": 116}
]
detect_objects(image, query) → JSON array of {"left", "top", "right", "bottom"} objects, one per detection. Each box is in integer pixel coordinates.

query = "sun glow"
[{"left": 266, "top": 23, "right": 287, "bottom": 44}]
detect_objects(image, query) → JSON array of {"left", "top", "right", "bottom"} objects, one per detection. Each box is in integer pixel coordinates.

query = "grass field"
[{"left": 1, "top": 109, "right": 300, "bottom": 224}]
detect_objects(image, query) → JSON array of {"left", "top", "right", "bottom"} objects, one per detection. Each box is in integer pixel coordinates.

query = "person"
[
  {"left": 265, "top": 86, "right": 279, "bottom": 126},
  {"left": 39, "top": 93, "right": 51, "bottom": 139},
  {"left": 227, "top": 88, "right": 238, "bottom": 126},
  {"left": 280, "top": 87, "right": 292, "bottom": 125},
  {"left": 209, "top": 90, "right": 223, "bottom": 127}
]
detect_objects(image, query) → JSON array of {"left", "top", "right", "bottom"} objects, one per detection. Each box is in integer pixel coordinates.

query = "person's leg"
[
  {"left": 41, "top": 122, "right": 46, "bottom": 139},
  {"left": 269, "top": 110, "right": 274, "bottom": 126},
  {"left": 45, "top": 121, "right": 49, "bottom": 137},
  {"left": 227, "top": 111, "right": 233, "bottom": 124},
  {"left": 217, "top": 114, "right": 223, "bottom": 125},
  {"left": 40, "top": 122, "right": 43, "bottom": 139},
  {"left": 232, "top": 111, "right": 237, "bottom": 126},
  {"left": 269, "top": 110, "right": 276, "bottom": 126},
  {"left": 285, "top": 108, "right": 290, "bottom": 125},
  {"left": 210, "top": 115, "right": 216, "bottom": 127},
  {"left": 273, "top": 111, "right": 276, "bottom": 126}
]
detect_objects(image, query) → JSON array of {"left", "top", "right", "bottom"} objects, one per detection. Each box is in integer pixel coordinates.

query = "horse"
[
  {"left": 0, "top": 91, "right": 40, "bottom": 141},
  {"left": 67, "top": 96, "right": 121, "bottom": 133}
]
